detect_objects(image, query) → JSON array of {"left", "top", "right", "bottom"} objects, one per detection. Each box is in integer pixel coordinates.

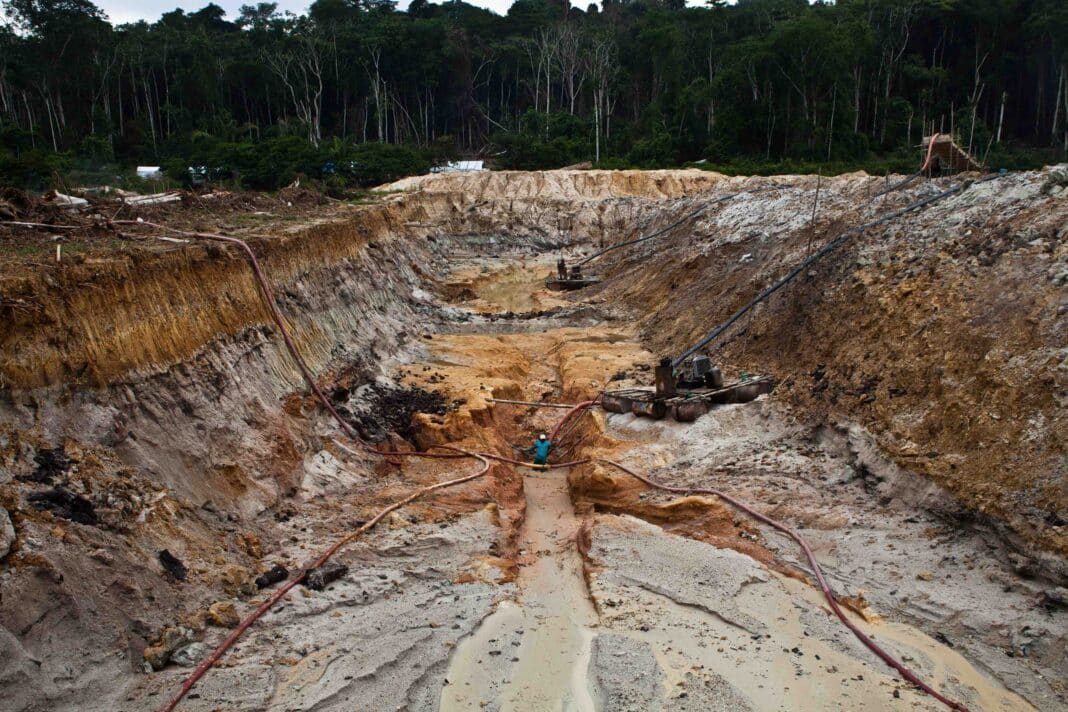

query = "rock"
[
  {"left": 237, "top": 532, "right": 263, "bottom": 559},
  {"left": 1008, "top": 627, "right": 1041, "bottom": 657},
  {"left": 254, "top": 563, "right": 289, "bottom": 590},
  {"left": 143, "top": 626, "right": 194, "bottom": 670},
  {"left": 1042, "top": 587, "right": 1068, "bottom": 610},
  {"left": 0, "top": 507, "right": 15, "bottom": 559},
  {"left": 1008, "top": 553, "right": 1035, "bottom": 578},
  {"left": 89, "top": 548, "right": 114, "bottom": 565},
  {"left": 159, "top": 550, "right": 188, "bottom": 581},
  {"left": 833, "top": 465, "right": 857, "bottom": 485},
  {"left": 220, "top": 564, "right": 257, "bottom": 596},
  {"left": 208, "top": 601, "right": 240, "bottom": 628},
  {"left": 1043, "top": 164, "right": 1068, "bottom": 193},
  {"left": 181, "top": 609, "right": 209, "bottom": 633},
  {"left": 171, "top": 642, "right": 209, "bottom": 667},
  {"left": 304, "top": 562, "right": 349, "bottom": 591}
]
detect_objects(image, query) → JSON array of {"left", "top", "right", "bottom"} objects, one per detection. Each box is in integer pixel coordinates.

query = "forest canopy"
[{"left": 2, "top": 0, "right": 1067, "bottom": 188}]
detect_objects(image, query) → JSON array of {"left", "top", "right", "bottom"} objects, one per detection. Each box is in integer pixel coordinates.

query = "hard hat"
[{"left": 539, "top": 434, "right": 547, "bottom": 440}]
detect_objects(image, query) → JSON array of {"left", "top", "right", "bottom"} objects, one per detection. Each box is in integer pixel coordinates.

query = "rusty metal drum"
[
  {"left": 631, "top": 398, "right": 668, "bottom": 419},
  {"left": 672, "top": 400, "right": 708, "bottom": 422},
  {"left": 601, "top": 392, "right": 634, "bottom": 414}
]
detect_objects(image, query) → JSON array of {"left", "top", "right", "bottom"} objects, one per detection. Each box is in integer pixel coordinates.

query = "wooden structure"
[{"left": 922, "top": 134, "right": 984, "bottom": 173}]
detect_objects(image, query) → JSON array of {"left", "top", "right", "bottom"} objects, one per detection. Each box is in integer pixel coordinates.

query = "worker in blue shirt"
[{"left": 532, "top": 434, "right": 551, "bottom": 467}]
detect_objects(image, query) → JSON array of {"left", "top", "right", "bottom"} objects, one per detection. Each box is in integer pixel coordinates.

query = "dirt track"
[{"left": 0, "top": 169, "right": 1065, "bottom": 710}]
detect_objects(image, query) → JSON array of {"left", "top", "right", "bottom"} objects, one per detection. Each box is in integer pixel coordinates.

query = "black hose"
[
  {"left": 576, "top": 185, "right": 783, "bottom": 267},
  {"left": 671, "top": 174, "right": 999, "bottom": 369},
  {"left": 871, "top": 170, "right": 921, "bottom": 199}
]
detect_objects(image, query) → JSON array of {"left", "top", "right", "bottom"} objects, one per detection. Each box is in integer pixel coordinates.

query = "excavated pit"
[{"left": 0, "top": 168, "right": 1065, "bottom": 711}]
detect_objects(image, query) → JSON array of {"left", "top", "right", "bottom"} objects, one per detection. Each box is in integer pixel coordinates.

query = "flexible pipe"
[
  {"left": 921, "top": 132, "right": 941, "bottom": 174},
  {"left": 576, "top": 186, "right": 782, "bottom": 267},
  {"left": 488, "top": 398, "right": 579, "bottom": 409},
  {"left": 597, "top": 458, "right": 969, "bottom": 712},
  {"left": 482, "top": 453, "right": 591, "bottom": 469},
  {"left": 549, "top": 400, "right": 599, "bottom": 442}
]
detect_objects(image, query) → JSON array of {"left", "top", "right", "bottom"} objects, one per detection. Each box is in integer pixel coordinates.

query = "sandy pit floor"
[{"left": 441, "top": 254, "right": 575, "bottom": 314}]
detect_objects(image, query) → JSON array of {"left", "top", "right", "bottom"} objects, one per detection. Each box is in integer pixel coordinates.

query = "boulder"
[
  {"left": 208, "top": 601, "right": 240, "bottom": 628},
  {"left": 0, "top": 507, "right": 14, "bottom": 559}
]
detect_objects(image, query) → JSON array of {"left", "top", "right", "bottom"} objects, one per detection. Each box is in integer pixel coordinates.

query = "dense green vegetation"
[{"left": 2, "top": 0, "right": 1067, "bottom": 188}]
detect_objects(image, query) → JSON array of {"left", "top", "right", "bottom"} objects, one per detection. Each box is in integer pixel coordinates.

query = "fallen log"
[{"left": 123, "top": 192, "right": 183, "bottom": 206}]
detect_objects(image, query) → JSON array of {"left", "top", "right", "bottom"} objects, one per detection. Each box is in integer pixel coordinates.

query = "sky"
[{"left": 100, "top": 0, "right": 565, "bottom": 25}]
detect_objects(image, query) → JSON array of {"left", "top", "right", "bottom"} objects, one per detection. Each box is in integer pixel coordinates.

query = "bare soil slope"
[{"left": 588, "top": 172, "right": 1067, "bottom": 560}]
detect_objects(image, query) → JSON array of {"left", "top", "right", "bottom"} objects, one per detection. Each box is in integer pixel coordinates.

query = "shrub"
[
  {"left": 494, "top": 110, "right": 592, "bottom": 169},
  {"left": 340, "top": 142, "right": 431, "bottom": 186},
  {"left": 0, "top": 149, "right": 70, "bottom": 190}
]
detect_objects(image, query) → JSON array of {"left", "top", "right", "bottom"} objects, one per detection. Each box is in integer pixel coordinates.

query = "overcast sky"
[{"left": 100, "top": 0, "right": 580, "bottom": 25}]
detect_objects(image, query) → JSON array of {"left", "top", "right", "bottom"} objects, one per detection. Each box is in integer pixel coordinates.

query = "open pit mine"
[{"left": 0, "top": 167, "right": 1066, "bottom": 712}]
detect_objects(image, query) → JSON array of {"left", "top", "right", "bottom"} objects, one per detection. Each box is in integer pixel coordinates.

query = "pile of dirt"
[
  {"left": 378, "top": 168, "right": 726, "bottom": 201},
  {"left": 334, "top": 383, "right": 455, "bottom": 444}
]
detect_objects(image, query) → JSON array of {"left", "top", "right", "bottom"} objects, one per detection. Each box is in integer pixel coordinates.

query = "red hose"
[
  {"left": 549, "top": 400, "right": 598, "bottom": 443},
  {"left": 598, "top": 459, "right": 969, "bottom": 712},
  {"left": 482, "top": 453, "right": 591, "bottom": 469},
  {"left": 921, "top": 132, "right": 940, "bottom": 174},
  {"left": 156, "top": 452, "right": 492, "bottom": 712}
]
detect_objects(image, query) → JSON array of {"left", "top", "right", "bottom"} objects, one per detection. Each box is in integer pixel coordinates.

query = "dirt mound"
[
  {"left": 379, "top": 168, "right": 727, "bottom": 201},
  {"left": 334, "top": 383, "right": 454, "bottom": 444}
]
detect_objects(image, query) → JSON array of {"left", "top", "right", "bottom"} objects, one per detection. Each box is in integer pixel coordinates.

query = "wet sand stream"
[{"left": 441, "top": 469, "right": 597, "bottom": 712}]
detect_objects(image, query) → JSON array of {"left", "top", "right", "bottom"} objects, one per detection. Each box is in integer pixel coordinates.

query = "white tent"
[{"left": 431, "top": 160, "right": 486, "bottom": 173}]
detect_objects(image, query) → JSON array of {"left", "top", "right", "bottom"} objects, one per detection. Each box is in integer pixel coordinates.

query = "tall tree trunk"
[
  {"left": 1052, "top": 64, "right": 1065, "bottom": 145},
  {"left": 827, "top": 82, "right": 837, "bottom": 161},
  {"left": 22, "top": 91, "right": 36, "bottom": 149},
  {"left": 996, "top": 90, "right": 1006, "bottom": 144}
]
